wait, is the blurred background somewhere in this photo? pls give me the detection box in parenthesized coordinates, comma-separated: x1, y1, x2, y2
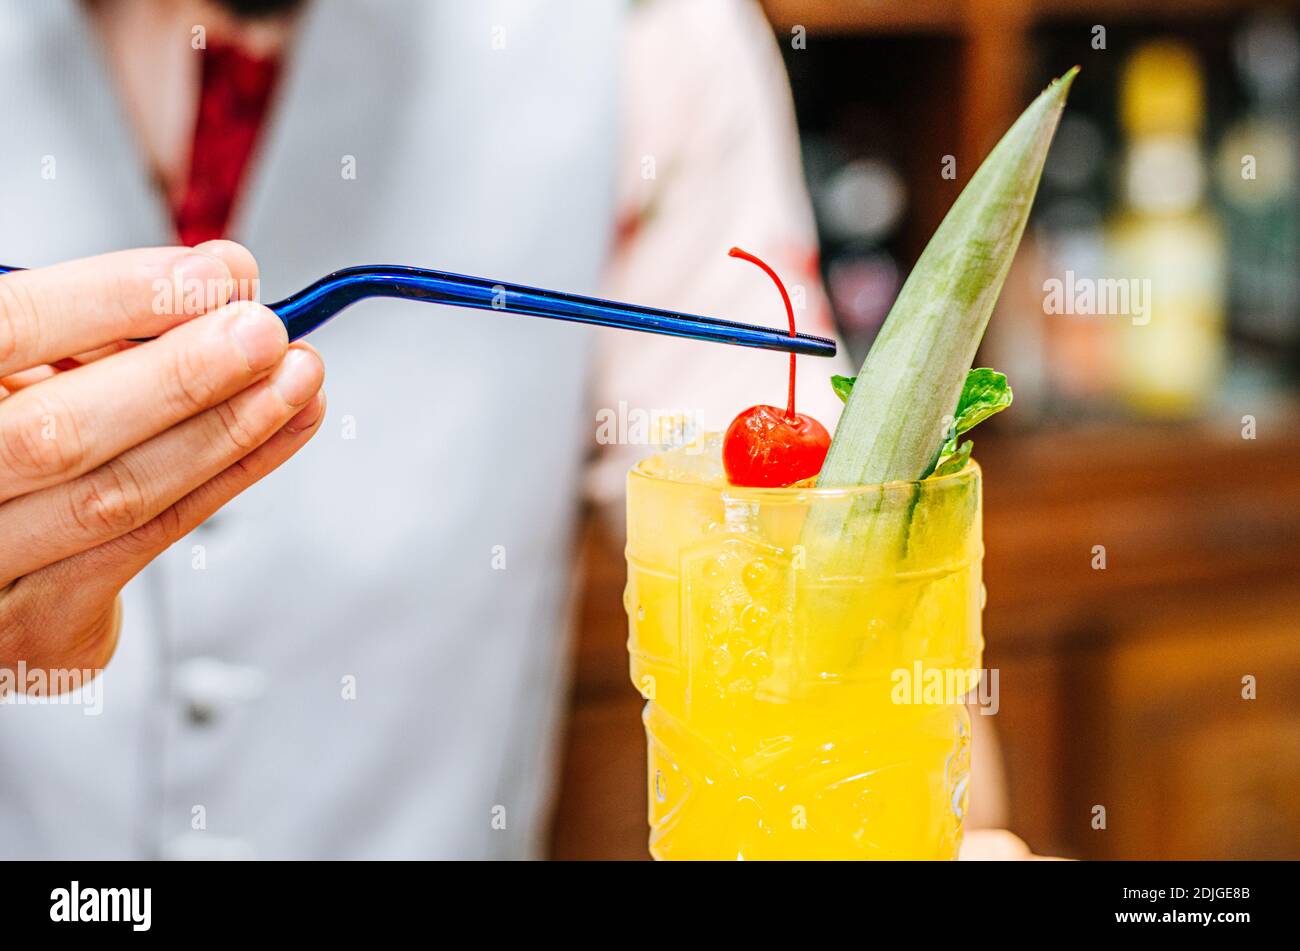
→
(551, 0, 1300, 859)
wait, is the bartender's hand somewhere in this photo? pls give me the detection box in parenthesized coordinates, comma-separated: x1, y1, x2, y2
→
(0, 242, 325, 689)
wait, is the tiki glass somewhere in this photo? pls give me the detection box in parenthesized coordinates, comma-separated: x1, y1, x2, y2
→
(624, 438, 983, 859)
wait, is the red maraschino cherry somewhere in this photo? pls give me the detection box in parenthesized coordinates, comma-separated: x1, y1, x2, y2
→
(722, 247, 830, 488)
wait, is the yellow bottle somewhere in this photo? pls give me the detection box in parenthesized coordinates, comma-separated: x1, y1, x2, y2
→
(1108, 41, 1227, 415)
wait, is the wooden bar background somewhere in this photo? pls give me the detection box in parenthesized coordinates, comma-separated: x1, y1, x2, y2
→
(550, 411, 1300, 859)
(548, 0, 1300, 859)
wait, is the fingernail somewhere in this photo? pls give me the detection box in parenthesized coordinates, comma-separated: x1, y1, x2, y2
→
(271, 349, 323, 407)
(231, 306, 287, 372)
(284, 392, 325, 433)
(172, 250, 228, 280)
(164, 252, 232, 316)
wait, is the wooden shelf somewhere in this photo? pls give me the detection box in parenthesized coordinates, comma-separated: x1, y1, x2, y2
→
(762, 0, 1300, 32)
(1032, 0, 1300, 22)
(760, 0, 963, 34)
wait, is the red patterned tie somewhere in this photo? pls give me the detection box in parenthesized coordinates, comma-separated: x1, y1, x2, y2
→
(172, 39, 282, 246)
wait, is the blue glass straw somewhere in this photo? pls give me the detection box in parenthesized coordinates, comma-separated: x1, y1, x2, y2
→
(0, 263, 836, 358)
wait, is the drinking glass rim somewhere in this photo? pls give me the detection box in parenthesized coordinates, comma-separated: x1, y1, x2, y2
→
(630, 450, 980, 500)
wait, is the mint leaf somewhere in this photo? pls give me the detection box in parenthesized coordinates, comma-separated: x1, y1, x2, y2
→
(925, 368, 1012, 478)
(933, 439, 973, 478)
(950, 368, 1012, 439)
(834, 366, 1012, 477)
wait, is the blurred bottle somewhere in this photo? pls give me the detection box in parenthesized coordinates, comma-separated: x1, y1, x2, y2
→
(1107, 41, 1227, 416)
(1215, 11, 1299, 364)
(805, 138, 906, 361)
(1034, 114, 1113, 414)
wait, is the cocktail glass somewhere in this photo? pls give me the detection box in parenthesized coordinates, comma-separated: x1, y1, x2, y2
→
(624, 436, 983, 859)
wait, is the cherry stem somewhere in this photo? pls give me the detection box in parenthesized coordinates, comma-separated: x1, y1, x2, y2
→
(728, 246, 797, 419)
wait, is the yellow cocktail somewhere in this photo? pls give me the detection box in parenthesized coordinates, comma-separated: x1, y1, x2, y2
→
(624, 436, 983, 859)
